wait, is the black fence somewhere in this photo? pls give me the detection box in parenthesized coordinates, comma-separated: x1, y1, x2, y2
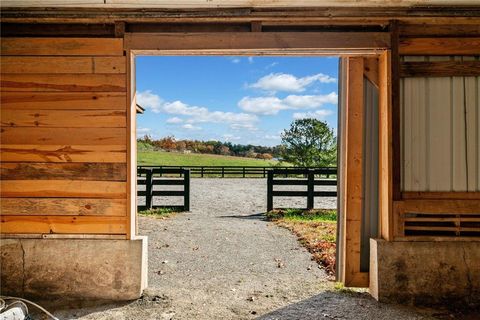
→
(267, 168, 337, 211)
(137, 165, 336, 179)
(137, 168, 190, 211)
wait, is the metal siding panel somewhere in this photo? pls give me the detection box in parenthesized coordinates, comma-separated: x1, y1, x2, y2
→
(426, 57, 452, 191)
(452, 56, 468, 191)
(427, 76, 452, 191)
(402, 56, 480, 192)
(452, 76, 468, 191)
(401, 56, 427, 191)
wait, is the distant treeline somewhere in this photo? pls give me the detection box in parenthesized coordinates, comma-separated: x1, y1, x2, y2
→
(138, 135, 283, 160)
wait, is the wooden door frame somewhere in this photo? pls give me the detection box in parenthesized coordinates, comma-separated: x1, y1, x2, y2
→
(124, 31, 394, 288)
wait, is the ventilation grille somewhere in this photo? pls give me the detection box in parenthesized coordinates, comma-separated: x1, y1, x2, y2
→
(403, 212, 480, 237)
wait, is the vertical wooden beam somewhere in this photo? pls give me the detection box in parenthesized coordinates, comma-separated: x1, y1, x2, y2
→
(343, 57, 368, 287)
(379, 50, 394, 241)
(126, 48, 137, 239)
(390, 20, 401, 201)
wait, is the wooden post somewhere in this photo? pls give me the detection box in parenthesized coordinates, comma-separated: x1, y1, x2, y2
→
(222, 167, 225, 178)
(307, 170, 315, 210)
(201, 167, 204, 178)
(267, 171, 273, 212)
(145, 168, 153, 210)
(184, 169, 190, 211)
(243, 167, 246, 178)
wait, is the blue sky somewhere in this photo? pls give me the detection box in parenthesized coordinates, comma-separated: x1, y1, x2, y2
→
(136, 56, 339, 146)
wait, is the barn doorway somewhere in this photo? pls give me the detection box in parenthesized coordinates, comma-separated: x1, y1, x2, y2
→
(125, 32, 389, 316)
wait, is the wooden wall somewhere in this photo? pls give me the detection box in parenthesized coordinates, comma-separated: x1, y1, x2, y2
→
(0, 38, 129, 238)
(400, 56, 480, 192)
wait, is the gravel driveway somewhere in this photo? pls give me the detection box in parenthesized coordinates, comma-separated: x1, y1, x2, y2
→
(56, 179, 435, 320)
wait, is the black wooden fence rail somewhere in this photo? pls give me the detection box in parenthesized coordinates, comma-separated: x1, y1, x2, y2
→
(137, 165, 337, 179)
(137, 168, 190, 211)
(267, 168, 337, 211)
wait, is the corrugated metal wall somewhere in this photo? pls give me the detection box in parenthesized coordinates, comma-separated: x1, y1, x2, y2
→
(401, 56, 480, 192)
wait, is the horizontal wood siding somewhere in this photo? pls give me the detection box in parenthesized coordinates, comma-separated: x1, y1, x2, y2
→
(401, 56, 480, 192)
(0, 37, 128, 236)
(1, 92, 126, 110)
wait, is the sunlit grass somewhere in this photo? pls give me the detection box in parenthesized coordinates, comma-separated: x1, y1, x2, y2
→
(138, 207, 177, 219)
(138, 150, 280, 167)
(266, 208, 337, 275)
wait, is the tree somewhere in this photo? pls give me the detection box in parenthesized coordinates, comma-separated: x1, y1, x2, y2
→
(280, 118, 336, 167)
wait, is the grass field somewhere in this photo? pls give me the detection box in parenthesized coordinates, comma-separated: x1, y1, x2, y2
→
(138, 150, 280, 166)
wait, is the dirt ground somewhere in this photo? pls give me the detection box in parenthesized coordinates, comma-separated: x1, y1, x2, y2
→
(54, 179, 444, 319)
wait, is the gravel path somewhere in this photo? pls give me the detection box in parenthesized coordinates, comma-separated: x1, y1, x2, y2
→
(56, 179, 435, 320)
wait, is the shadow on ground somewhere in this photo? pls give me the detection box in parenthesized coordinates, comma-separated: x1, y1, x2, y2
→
(217, 212, 267, 221)
(257, 290, 480, 320)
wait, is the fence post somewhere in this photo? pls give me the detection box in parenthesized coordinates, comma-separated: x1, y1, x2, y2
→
(184, 169, 190, 211)
(201, 167, 204, 178)
(145, 168, 153, 210)
(243, 167, 246, 178)
(267, 170, 273, 212)
(222, 167, 225, 178)
(307, 169, 315, 210)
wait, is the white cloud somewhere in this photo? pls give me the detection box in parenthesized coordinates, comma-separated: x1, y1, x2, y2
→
(223, 134, 241, 141)
(249, 73, 336, 93)
(293, 109, 334, 120)
(136, 90, 163, 113)
(136, 90, 258, 125)
(137, 127, 151, 137)
(265, 62, 278, 69)
(228, 57, 241, 64)
(230, 123, 258, 132)
(182, 124, 202, 130)
(248, 57, 254, 64)
(238, 92, 337, 115)
(166, 117, 183, 124)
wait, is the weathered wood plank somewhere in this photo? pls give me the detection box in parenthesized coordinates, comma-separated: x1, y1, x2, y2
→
(0, 180, 126, 198)
(398, 24, 480, 37)
(398, 199, 480, 214)
(399, 37, 480, 55)
(1, 74, 126, 92)
(0, 56, 126, 74)
(402, 191, 480, 200)
(0, 144, 126, 163)
(400, 61, 480, 77)
(0, 37, 124, 56)
(0, 163, 127, 181)
(343, 57, 366, 287)
(125, 32, 390, 51)
(1, 109, 126, 128)
(1, 127, 126, 145)
(1, 198, 127, 216)
(0, 92, 126, 110)
(94, 57, 126, 73)
(363, 56, 379, 87)
(0, 216, 127, 234)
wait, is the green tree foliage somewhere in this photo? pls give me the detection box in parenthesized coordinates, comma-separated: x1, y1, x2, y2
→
(280, 118, 337, 167)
